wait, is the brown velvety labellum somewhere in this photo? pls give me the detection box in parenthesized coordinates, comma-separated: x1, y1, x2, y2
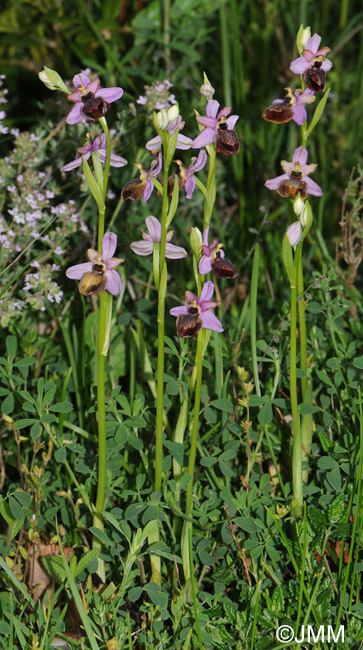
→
(79, 272, 108, 296)
(167, 175, 185, 197)
(81, 92, 110, 124)
(211, 255, 237, 279)
(176, 313, 203, 338)
(262, 103, 294, 124)
(277, 178, 308, 199)
(304, 66, 326, 93)
(121, 179, 146, 200)
(215, 124, 240, 155)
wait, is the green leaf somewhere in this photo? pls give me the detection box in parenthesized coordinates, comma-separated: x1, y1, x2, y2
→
(258, 401, 273, 425)
(299, 403, 320, 415)
(304, 88, 330, 139)
(282, 233, 295, 284)
(317, 456, 338, 470)
(50, 402, 73, 413)
(306, 301, 323, 314)
(166, 174, 179, 228)
(9, 496, 24, 520)
(14, 418, 37, 429)
(41, 555, 67, 583)
(55, 447, 67, 462)
(163, 441, 184, 466)
(14, 357, 37, 368)
(143, 582, 168, 609)
(128, 586, 143, 601)
(234, 517, 258, 533)
(13, 491, 31, 508)
(210, 398, 233, 413)
(88, 527, 113, 546)
(82, 157, 105, 211)
(6, 335, 17, 359)
(2, 393, 14, 415)
(73, 549, 100, 577)
(328, 494, 345, 523)
(353, 356, 363, 369)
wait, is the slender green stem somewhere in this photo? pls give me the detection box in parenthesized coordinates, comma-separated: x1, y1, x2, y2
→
(149, 133, 173, 585)
(93, 292, 107, 533)
(291, 246, 302, 518)
(250, 243, 261, 397)
(297, 247, 313, 482)
(162, 0, 170, 73)
(181, 331, 204, 589)
(203, 147, 216, 231)
(189, 526, 205, 650)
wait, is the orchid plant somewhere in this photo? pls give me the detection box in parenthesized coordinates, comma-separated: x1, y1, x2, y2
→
(40, 65, 240, 599)
(263, 25, 332, 517)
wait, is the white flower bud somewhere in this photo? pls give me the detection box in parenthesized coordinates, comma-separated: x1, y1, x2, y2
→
(200, 72, 215, 99)
(190, 227, 203, 259)
(300, 201, 313, 229)
(286, 221, 302, 247)
(167, 104, 179, 123)
(38, 67, 70, 94)
(154, 109, 168, 130)
(296, 24, 311, 55)
(293, 194, 305, 217)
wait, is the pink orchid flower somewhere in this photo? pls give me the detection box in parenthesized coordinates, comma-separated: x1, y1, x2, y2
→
(265, 146, 322, 198)
(130, 216, 187, 259)
(66, 73, 123, 125)
(66, 232, 123, 295)
(193, 99, 239, 150)
(61, 134, 127, 171)
(290, 33, 332, 76)
(170, 281, 223, 336)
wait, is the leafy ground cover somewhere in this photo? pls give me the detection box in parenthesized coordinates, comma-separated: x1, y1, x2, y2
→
(0, 1, 362, 649)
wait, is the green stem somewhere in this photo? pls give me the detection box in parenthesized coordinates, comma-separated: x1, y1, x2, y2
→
(250, 243, 261, 397)
(149, 133, 173, 585)
(181, 331, 204, 590)
(291, 246, 302, 518)
(203, 147, 216, 231)
(297, 248, 313, 482)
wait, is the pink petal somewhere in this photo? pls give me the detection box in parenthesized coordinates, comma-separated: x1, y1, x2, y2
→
(185, 290, 197, 302)
(66, 262, 92, 279)
(107, 257, 124, 270)
(85, 80, 100, 94)
(142, 180, 154, 203)
(61, 156, 84, 172)
(165, 243, 188, 259)
(203, 226, 210, 246)
(200, 311, 223, 333)
(145, 216, 161, 242)
(217, 106, 232, 118)
(264, 174, 289, 190)
(317, 46, 331, 56)
(193, 128, 215, 149)
(199, 256, 212, 275)
(293, 146, 308, 165)
(176, 134, 193, 150)
(185, 176, 196, 199)
(67, 90, 82, 103)
(190, 149, 207, 172)
(226, 115, 239, 129)
(302, 48, 315, 63)
(290, 57, 309, 75)
(170, 305, 188, 316)
(145, 135, 162, 151)
(286, 222, 302, 247)
(200, 300, 218, 311)
(66, 104, 83, 125)
(87, 249, 98, 261)
(306, 33, 322, 54)
(206, 99, 219, 118)
(130, 240, 154, 256)
(301, 163, 317, 176)
(95, 87, 123, 103)
(105, 270, 122, 295)
(321, 59, 333, 72)
(296, 91, 315, 106)
(305, 177, 323, 196)
(73, 73, 90, 88)
(102, 232, 117, 260)
(196, 116, 217, 129)
(109, 153, 128, 167)
(199, 281, 214, 303)
(292, 105, 307, 125)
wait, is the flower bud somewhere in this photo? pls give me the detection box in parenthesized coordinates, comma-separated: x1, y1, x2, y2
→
(167, 104, 179, 123)
(300, 201, 313, 228)
(190, 227, 203, 259)
(293, 193, 305, 217)
(286, 221, 302, 247)
(200, 72, 215, 99)
(296, 24, 311, 55)
(153, 109, 168, 131)
(38, 66, 70, 94)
